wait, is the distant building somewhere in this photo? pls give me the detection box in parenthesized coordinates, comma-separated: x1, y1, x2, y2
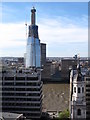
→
(88, 58, 90, 67)
(70, 64, 86, 119)
(41, 61, 52, 80)
(41, 43, 46, 67)
(61, 59, 77, 81)
(41, 61, 61, 82)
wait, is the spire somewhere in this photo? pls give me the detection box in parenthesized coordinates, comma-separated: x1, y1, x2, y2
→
(77, 56, 81, 74)
(77, 63, 81, 74)
(31, 7, 36, 25)
(77, 62, 82, 81)
(28, 7, 39, 38)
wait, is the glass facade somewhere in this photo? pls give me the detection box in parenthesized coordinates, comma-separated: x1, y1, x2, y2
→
(26, 36, 41, 68)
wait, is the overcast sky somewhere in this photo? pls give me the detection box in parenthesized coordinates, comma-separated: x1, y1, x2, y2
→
(0, 2, 88, 57)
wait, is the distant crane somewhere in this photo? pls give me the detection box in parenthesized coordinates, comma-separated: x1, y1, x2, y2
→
(25, 13, 27, 38)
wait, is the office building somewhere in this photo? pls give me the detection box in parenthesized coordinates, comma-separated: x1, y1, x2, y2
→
(2, 68, 42, 119)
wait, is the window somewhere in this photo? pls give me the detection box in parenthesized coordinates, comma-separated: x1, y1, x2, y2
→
(82, 87, 84, 93)
(77, 109, 81, 116)
(74, 87, 76, 93)
(78, 87, 80, 93)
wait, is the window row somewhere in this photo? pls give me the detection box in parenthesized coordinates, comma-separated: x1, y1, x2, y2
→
(4, 77, 38, 80)
(2, 98, 41, 101)
(74, 87, 84, 93)
(2, 103, 41, 106)
(2, 82, 41, 86)
(2, 93, 41, 96)
(2, 107, 41, 111)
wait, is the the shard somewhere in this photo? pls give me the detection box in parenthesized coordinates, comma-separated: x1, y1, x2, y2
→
(26, 7, 41, 68)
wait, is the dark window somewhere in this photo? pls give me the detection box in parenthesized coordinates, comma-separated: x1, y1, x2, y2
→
(16, 77, 25, 80)
(16, 82, 25, 86)
(27, 77, 38, 80)
(78, 87, 80, 93)
(74, 87, 76, 93)
(86, 85, 90, 87)
(4, 82, 14, 85)
(77, 109, 81, 116)
(82, 87, 84, 93)
(86, 78, 90, 81)
(5, 77, 14, 80)
(86, 89, 90, 92)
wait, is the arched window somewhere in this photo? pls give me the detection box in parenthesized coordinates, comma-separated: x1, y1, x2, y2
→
(82, 87, 84, 93)
(74, 87, 76, 93)
(77, 109, 81, 116)
(78, 87, 80, 93)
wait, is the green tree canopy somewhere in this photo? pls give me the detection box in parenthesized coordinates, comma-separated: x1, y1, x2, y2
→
(58, 109, 70, 119)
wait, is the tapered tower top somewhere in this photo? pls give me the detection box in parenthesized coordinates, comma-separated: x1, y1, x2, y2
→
(28, 7, 39, 38)
(31, 7, 36, 25)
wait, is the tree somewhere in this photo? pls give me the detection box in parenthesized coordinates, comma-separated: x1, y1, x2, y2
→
(58, 109, 70, 119)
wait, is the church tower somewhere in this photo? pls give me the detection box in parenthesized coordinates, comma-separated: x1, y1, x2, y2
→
(70, 63, 86, 119)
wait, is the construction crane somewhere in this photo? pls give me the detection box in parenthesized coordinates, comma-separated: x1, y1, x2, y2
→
(25, 14, 27, 38)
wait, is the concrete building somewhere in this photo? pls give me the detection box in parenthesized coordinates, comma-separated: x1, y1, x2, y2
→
(1, 68, 42, 119)
(85, 70, 90, 118)
(70, 64, 86, 119)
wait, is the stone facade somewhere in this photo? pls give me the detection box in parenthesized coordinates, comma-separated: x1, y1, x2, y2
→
(70, 65, 86, 119)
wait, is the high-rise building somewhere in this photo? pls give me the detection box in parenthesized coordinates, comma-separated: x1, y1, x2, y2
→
(70, 64, 86, 119)
(1, 7, 42, 119)
(26, 7, 41, 68)
(41, 43, 46, 66)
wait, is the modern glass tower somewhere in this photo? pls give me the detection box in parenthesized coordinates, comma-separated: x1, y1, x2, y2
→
(26, 7, 41, 68)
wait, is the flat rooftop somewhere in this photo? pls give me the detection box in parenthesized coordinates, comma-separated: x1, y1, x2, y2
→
(0, 112, 23, 120)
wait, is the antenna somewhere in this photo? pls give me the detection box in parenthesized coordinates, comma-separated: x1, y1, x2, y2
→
(32, 2, 35, 9)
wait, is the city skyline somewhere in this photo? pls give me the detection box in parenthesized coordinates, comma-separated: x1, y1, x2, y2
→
(0, 2, 88, 57)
